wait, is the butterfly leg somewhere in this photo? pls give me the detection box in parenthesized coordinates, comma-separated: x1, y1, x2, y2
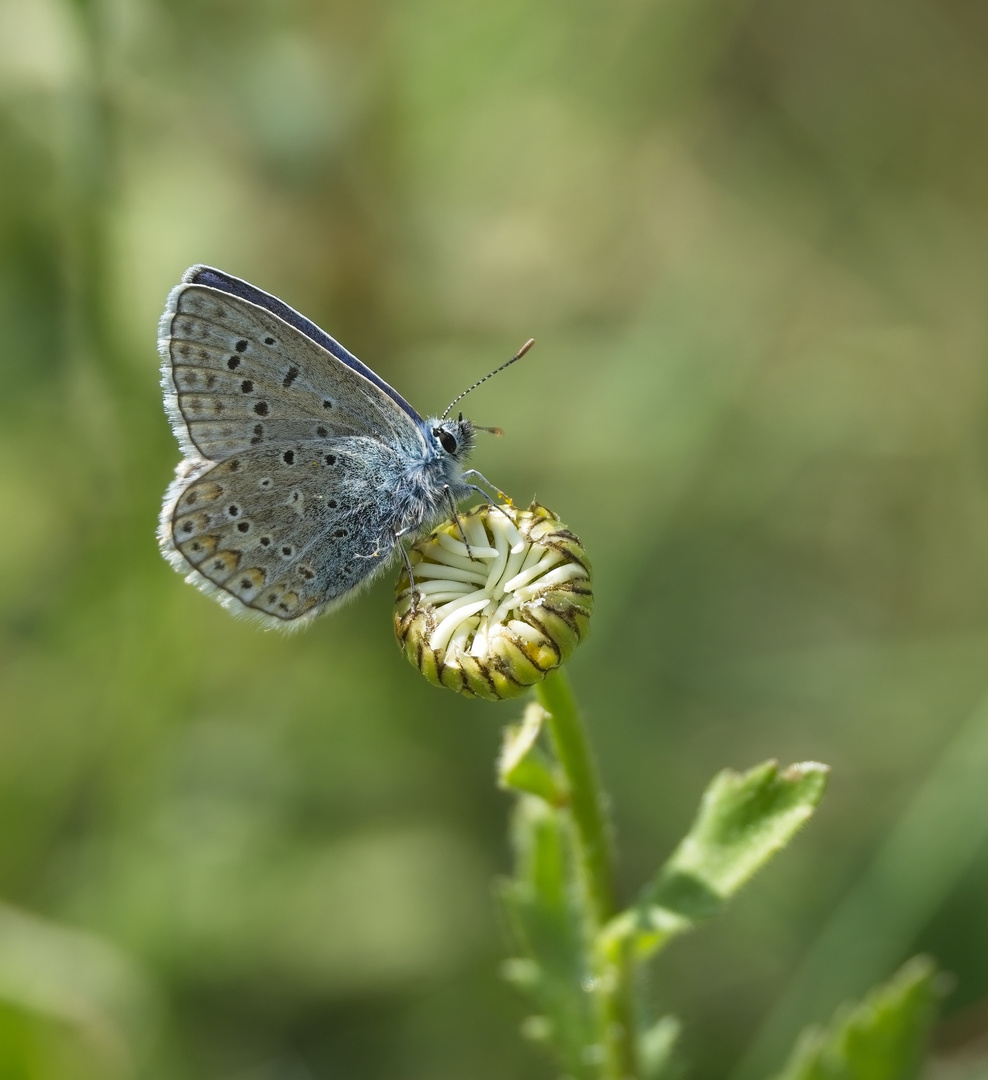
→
(392, 530, 421, 612)
(443, 485, 477, 560)
(459, 482, 517, 529)
(461, 468, 513, 506)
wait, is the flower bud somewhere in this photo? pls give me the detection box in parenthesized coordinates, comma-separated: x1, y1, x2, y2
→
(394, 503, 593, 700)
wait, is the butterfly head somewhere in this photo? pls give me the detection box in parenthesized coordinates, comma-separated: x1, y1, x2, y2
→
(430, 414, 476, 462)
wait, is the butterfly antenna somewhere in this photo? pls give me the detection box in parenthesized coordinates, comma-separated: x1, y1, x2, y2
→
(442, 338, 535, 419)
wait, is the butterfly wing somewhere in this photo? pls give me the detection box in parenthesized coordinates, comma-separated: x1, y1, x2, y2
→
(181, 266, 421, 422)
(160, 437, 405, 629)
(159, 270, 421, 461)
(158, 267, 428, 627)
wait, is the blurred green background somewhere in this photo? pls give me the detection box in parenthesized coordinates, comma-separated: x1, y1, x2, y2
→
(3, 1, 988, 1077)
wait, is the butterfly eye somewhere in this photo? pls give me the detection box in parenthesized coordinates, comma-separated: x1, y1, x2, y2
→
(434, 428, 458, 454)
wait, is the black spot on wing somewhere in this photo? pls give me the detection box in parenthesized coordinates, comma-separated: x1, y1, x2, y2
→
(186, 267, 423, 422)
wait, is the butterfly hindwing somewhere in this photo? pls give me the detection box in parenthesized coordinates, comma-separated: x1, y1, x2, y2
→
(160, 437, 404, 627)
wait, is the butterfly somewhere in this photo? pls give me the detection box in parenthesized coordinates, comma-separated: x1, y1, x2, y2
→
(158, 265, 530, 629)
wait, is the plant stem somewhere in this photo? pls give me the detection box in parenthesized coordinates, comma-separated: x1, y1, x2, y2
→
(537, 668, 615, 923)
(536, 668, 639, 1080)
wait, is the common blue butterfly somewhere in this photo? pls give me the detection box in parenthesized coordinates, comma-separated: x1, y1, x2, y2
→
(158, 265, 528, 629)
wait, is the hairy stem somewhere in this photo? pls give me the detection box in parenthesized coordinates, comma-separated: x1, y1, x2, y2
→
(536, 669, 639, 1080)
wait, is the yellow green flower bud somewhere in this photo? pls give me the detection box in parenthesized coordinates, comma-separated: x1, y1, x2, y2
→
(394, 503, 593, 700)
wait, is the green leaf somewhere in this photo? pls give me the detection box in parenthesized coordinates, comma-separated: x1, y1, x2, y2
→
(498, 703, 566, 805)
(0, 902, 159, 1076)
(771, 956, 941, 1080)
(640, 1014, 682, 1079)
(656, 759, 828, 906)
(604, 761, 828, 958)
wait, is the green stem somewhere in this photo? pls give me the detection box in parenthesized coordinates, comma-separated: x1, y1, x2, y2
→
(536, 669, 639, 1080)
(536, 669, 615, 924)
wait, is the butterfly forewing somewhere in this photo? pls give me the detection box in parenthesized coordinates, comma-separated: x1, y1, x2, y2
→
(161, 284, 415, 461)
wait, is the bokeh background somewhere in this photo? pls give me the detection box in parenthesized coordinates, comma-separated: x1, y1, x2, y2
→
(3, 1, 988, 1078)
